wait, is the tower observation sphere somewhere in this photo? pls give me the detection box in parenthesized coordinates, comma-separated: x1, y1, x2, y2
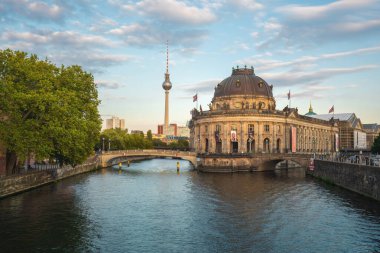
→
(162, 73, 172, 90)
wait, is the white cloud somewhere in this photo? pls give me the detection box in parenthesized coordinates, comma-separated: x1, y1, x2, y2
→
(254, 0, 380, 50)
(262, 65, 378, 87)
(96, 80, 124, 89)
(179, 79, 221, 94)
(120, 0, 217, 25)
(278, 0, 376, 21)
(49, 52, 132, 70)
(228, 0, 264, 11)
(251, 32, 259, 38)
(108, 23, 209, 48)
(1, 0, 66, 21)
(89, 18, 119, 32)
(0, 30, 131, 71)
(108, 23, 145, 35)
(332, 19, 380, 33)
(263, 20, 282, 32)
(239, 45, 380, 71)
(2, 30, 116, 48)
(27, 2, 63, 19)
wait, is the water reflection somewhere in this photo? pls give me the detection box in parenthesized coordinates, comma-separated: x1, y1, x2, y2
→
(0, 159, 380, 253)
(0, 174, 96, 252)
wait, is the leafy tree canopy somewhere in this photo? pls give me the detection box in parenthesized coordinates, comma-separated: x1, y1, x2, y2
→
(0, 49, 101, 169)
(372, 134, 380, 154)
(98, 128, 152, 151)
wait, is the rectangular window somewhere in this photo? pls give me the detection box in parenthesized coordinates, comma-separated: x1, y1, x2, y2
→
(264, 124, 270, 132)
(216, 124, 221, 132)
(248, 124, 254, 135)
(231, 125, 237, 131)
(205, 125, 208, 133)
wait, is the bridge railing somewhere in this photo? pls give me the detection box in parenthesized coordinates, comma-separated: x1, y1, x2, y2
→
(197, 152, 313, 158)
(102, 149, 196, 156)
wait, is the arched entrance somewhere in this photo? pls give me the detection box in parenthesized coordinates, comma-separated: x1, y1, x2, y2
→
(247, 139, 255, 153)
(263, 138, 270, 153)
(205, 138, 209, 153)
(231, 141, 238, 153)
(216, 141, 222, 153)
(276, 138, 281, 153)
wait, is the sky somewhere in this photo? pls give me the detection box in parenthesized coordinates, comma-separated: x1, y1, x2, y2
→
(1, 0, 380, 132)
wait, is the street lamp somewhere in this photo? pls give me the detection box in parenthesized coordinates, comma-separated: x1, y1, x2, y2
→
(108, 139, 111, 151)
(102, 137, 105, 153)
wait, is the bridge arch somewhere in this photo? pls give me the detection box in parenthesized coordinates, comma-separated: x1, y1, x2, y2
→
(257, 159, 303, 171)
(101, 150, 197, 168)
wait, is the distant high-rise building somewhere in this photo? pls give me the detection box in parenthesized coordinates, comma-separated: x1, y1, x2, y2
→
(177, 126, 190, 138)
(158, 123, 177, 136)
(106, 116, 126, 130)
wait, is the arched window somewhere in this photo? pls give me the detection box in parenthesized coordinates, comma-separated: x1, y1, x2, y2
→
(276, 138, 281, 153)
(263, 138, 270, 153)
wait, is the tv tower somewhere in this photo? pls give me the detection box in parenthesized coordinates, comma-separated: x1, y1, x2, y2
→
(162, 41, 172, 132)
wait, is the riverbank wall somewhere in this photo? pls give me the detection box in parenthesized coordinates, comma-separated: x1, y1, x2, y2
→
(0, 160, 100, 199)
(308, 160, 380, 201)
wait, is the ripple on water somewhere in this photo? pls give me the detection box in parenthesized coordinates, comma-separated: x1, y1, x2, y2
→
(1, 162, 380, 253)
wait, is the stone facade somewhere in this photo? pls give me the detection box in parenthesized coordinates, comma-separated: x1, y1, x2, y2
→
(363, 124, 380, 150)
(0, 160, 99, 198)
(189, 67, 339, 159)
(191, 111, 338, 155)
(309, 160, 380, 201)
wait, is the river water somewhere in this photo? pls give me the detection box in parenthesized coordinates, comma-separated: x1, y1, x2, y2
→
(1, 158, 380, 253)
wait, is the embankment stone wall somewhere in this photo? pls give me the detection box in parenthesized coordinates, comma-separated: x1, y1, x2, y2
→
(309, 160, 380, 201)
(0, 161, 99, 199)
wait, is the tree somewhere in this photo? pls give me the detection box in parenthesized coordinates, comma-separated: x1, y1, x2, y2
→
(152, 139, 167, 148)
(147, 130, 152, 141)
(97, 128, 152, 151)
(372, 134, 380, 154)
(167, 139, 189, 150)
(0, 49, 101, 171)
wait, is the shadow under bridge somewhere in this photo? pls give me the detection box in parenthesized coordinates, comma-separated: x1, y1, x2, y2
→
(100, 149, 197, 168)
(256, 154, 311, 170)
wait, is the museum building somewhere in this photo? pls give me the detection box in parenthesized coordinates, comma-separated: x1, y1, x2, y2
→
(189, 67, 339, 155)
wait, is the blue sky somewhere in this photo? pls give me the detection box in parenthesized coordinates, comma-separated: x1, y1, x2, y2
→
(1, 0, 380, 132)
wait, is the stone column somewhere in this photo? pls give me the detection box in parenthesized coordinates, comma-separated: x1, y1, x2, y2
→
(258, 122, 262, 152)
(225, 123, 230, 153)
(210, 124, 214, 153)
(240, 122, 245, 153)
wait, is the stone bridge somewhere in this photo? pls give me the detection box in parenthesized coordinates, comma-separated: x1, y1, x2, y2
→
(100, 150, 197, 168)
(198, 153, 314, 172)
(100, 149, 314, 172)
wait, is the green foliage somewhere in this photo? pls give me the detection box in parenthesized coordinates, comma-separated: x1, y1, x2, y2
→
(0, 49, 101, 167)
(168, 139, 189, 150)
(151, 138, 189, 150)
(147, 130, 152, 141)
(152, 139, 167, 148)
(372, 134, 380, 154)
(98, 128, 152, 151)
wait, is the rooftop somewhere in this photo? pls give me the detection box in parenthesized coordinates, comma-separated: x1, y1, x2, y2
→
(363, 123, 380, 132)
(308, 113, 354, 121)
